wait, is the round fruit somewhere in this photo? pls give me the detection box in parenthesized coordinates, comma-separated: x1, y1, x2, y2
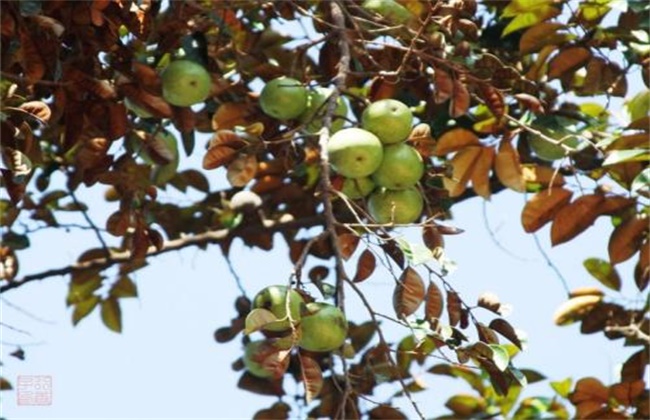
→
(299, 87, 348, 133)
(252, 285, 305, 332)
(327, 128, 383, 178)
(361, 99, 413, 144)
(362, 0, 413, 25)
(161, 60, 211, 107)
(299, 302, 348, 352)
(243, 340, 284, 379)
(371, 143, 424, 189)
(341, 176, 376, 199)
(259, 76, 308, 120)
(367, 187, 424, 224)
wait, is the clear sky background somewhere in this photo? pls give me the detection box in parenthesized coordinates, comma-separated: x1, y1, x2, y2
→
(0, 4, 643, 420)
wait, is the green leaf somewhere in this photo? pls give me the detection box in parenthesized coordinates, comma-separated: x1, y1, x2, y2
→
(626, 89, 650, 122)
(583, 258, 622, 290)
(101, 297, 122, 333)
(0, 231, 30, 250)
(445, 394, 486, 416)
(244, 308, 278, 335)
(631, 168, 650, 195)
(66, 274, 103, 306)
(602, 149, 650, 166)
(509, 367, 528, 387)
(72, 295, 100, 326)
(110, 276, 138, 298)
(550, 377, 573, 398)
(489, 344, 510, 371)
(396, 238, 434, 265)
(502, 4, 561, 37)
(520, 368, 547, 384)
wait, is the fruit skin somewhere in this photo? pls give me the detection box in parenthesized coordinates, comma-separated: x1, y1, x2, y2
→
(243, 340, 287, 379)
(299, 302, 348, 352)
(341, 176, 376, 199)
(299, 87, 348, 133)
(328, 128, 384, 178)
(367, 187, 424, 224)
(362, 0, 413, 25)
(361, 99, 413, 144)
(252, 285, 305, 332)
(161, 60, 211, 107)
(259, 76, 308, 120)
(371, 143, 424, 189)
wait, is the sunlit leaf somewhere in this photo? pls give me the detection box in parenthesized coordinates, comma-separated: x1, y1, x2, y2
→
(471, 146, 495, 199)
(583, 258, 621, 291)
(227, 153, 258, 187)
(444, 146, 482, 197)
(72, 295, 100, 326)
(109, 276, 138, 298)
(245, 308, 278, 335)
(477, 291, 501, 314)
(548, 47, 592, 79)
(393, 267, 426, 318)
(553, 295, 602, 326)
(425, 281, 444, 321)
(450, 79, 471, 118)
(503, 4, 561, 37)
(433, 67, 453, 104)
(519, 22, 570, 54)
(490, 318, 523, 349)
(434, 128, 480, 156)
(495, 140, 525, 192)
(521, 187, 573, 233)
(445, 394, 486, 416)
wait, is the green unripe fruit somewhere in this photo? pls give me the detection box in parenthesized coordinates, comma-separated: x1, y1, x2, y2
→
(361, 99, 414, 144)
(372, 143, 424, 189)
(259, 77, 308, 120)
(252, 285, 305, 332)
(161, 60, 212, 107)
(328, 128, 384, 178)
(367, 187, 424, 224)
(299, 87, 348, 133)
(299, 303, 348, 352)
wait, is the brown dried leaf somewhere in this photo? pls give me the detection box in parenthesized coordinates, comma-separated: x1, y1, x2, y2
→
(489, 318, 523, 349)
(19, 29, 45, 84)
(610, 380, 646, 406)
(212, 102, 252, 131)
(409, 123, 437, 157)
(446, 290, 462, 327)
(433, 68, 454, 104)
(353, 249, 376, 283)
(519, 23, 567, 54)
(494, 139, 525, 192)
(105, 210, 130, 237)
(337, 233, 360, 261)
(435, 128, 480, 156)
(548, 47, 592, 80)
(514, 93, 545, 114)
(203, 133, 241, 170)
(425, 281, 444, 321)
(551, 194, 605, 246)
(368, 405, 407, 419)
(522, 165, 564, 187)
(621, 349, 649, 382)
(299, 352, 323, 404)
(393, 267, 426, 318)
(477, 292, 501, 314)
(237, 371, 285, 397)
(0, 246, 19, 281)
(521, 187, 573, 233)
(19, 101, 51, 123)
(450, 78, 471, 118)
(597, 196, 635, 215)
(227, 154, 258, 187)
(444, 146, 482, 197)
(479, 85, 505, 118)
(476, 323, 500, 344)
(381, 240, 405, 269)
(569, 377, 609, 405)
(608, 214, 649, 264)
(423, 225, 444, 251)
(471, 146, 495, 199)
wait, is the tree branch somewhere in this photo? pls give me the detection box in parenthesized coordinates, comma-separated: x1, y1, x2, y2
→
(0, 215, 325, 294)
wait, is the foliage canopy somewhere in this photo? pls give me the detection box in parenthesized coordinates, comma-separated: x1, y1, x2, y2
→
(0, 0, 648, 418)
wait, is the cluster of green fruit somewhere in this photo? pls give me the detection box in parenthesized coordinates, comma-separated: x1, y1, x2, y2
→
(243, 285, 348, 379)
(329, 99, 425, 224)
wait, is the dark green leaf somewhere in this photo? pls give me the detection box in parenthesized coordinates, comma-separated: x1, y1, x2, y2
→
(583, 258, 622, 290)
(101, 298, 122, 333)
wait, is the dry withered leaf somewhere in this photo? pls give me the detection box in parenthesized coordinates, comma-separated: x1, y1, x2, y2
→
(521, 187, 573, 233)
(443, 146, 482, 197)
(433, 67, 453, 104)
(425, 281, 444, 321)
(608, 214, 648, 264)
(299, 352, 323, 404)
(551, 194, 605, 246)
(227, 154, 258, 187)
(337, 233, 360, 261)
(446, 290, 462, 327)
(494, 139, 525, 192)
(450, 78, 471, 118)
(548, 47, 592, 80)
(393, 267, 426, 318)
(471, 146, 495, 199)
(353, 249, 376, 283)
(434, 128, 480, 156)
(553, 295, 602, 326)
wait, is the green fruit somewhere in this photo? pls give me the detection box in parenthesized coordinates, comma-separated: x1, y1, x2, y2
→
(367, 187, 424, 224)
(259, 76, 308, 120)
(328, 128, 384, 178)
(362, 0, 413, 25)
(299, 303, 348, 352)
(527, 115, 583, 161)
(341, 177, 376, 199)
(299, 87, 348, 133)
(243, 340, 283, 379)
(372, 143, 424, 189)
(361, 99, 413, 144)
(161, 60, 211, 107)
(252, 285, 305, 332)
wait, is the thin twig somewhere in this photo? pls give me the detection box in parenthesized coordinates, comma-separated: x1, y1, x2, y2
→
(532, 232, 571, 296)
(68, 188, 111, 258)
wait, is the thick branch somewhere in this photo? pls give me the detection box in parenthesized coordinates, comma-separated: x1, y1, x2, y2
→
(0, 215, 325, 294)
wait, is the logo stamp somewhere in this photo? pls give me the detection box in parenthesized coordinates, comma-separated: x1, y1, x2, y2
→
(16, 375, 52, 406)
